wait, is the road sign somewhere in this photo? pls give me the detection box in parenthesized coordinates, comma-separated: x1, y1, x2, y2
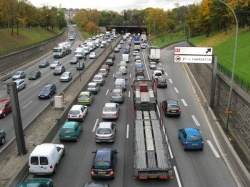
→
(174, 55, 213, 63)
(174, 47, 213, 56)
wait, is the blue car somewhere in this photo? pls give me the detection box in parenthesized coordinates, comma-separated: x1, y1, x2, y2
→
(178, 128, 204, 151)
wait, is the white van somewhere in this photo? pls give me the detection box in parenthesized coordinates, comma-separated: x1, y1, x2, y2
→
(28, 143, 65, 175)
(114, 78, 126, 91)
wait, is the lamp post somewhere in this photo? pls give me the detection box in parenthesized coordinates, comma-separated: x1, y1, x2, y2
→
(184, 23, 190, 41)
(219, 0, 238, 131)
(154, 15, 162, 36)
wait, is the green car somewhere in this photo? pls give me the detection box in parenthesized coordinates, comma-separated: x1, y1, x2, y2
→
(59, 121, 82, 142)
(16, 178, 53, 187)
(78, 91, 94, 105)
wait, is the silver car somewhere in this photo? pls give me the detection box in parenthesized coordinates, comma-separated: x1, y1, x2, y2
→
(12, 71, 26, 80)
(110, 88, 124, 103)
(14, 79, 26, 92)
(87, 82, 100, 94)
(95, 122, 116, 143)
(102, 103, 119, 119)
(118, 66, 127, 75)
(93, 74, 105, 86)
(50, 61, 61, 69)
(60, 72, 73, 82)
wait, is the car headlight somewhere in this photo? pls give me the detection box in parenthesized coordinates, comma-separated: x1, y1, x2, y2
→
(0, 111, 2, 114)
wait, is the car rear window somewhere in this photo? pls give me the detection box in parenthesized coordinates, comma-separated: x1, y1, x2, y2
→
(30, 157, 39, 165)
(79, 94, 88, 99)
(187, 135, 202, 141)
(97, 128, 111, 134)
(103, 107, 115, 112)
(61, 128, 74, 133)
(94, 161, 111, 169)
(69, 110, 80, 115)
(40, 157, 48, 165)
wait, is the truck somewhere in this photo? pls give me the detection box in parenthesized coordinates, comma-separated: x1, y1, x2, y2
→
(132, 80, 173, 180)
(134, 35, 141, 51)
(53, 42, 71, 58)
(75, 47, 85, 59)
(122, 53, 129, 63)
(148, 46, 160, 62)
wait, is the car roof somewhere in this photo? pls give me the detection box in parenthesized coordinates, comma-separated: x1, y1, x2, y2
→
(13, 79, 24, 83)
(184, 128, 202, 136)
(112, 88, 122, 92)
(104, 103, 117, 107)
(44, 83, 53, 87)
(95, 148, 116, 161)
(98, 122, 113, 128)
(71, 105, 84, 110)
(80, 91, 90, 95)
(88, 82, 98, 86)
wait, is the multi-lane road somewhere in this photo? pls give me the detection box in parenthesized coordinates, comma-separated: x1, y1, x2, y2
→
(1, 28, 238, 187)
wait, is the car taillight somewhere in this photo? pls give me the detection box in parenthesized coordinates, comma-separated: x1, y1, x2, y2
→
(185, 142, 188, 145)
(114, 113, 118, 116)
(159, 175, 168, 179)
(139, 175, 148, 179)
(91, 169, 95, 175)
(120, 93, 123, 96)
(95, 134, 99, 138)
(111, 93, 114, 96)
(67, 115, 70, 118)
(110, 169, 114, 175)
(110, 134, 114, 138)
(178, 109, 181, 112)
(50, 165, 53, 170)
(166, 109, 170, 112)
(102, 113, 105, 116)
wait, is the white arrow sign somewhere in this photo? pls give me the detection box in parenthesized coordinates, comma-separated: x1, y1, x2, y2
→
(174, 47, 213, 56)
(174, 55, 213, 63)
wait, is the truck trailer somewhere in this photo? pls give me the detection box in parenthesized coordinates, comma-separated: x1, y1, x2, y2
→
(53, 42, 71, 58)
(133, 80, 173, 180)
(134, 35, 141, 51)
(148, 46, 160, 62)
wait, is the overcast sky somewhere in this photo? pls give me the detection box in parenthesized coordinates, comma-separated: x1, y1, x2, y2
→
(28, 0, 201, 12)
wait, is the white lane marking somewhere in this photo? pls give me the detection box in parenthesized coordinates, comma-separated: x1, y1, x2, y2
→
(54, 80, 59, 84)
(23, 101, 33, 108)
(174, 166, 182, 187)
(191, 115, 200, 126)
(181, 99, 188, 106)
(130, 74, 131, 78)
(128, 91, 130, 97)
(106, 89, 109, 95)
(206, 140, 220, 158)
(33, 81, 40, 86)
(169, 79, 173, 83)
(126, 124, 129, 138)
(174, 87, 179, 93)
(113, 73, 115, 77)
(92, 118, 99, 132)
(164, 72, 168, 76)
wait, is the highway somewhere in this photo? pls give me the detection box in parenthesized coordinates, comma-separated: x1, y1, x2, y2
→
(1, 28, 238, 186)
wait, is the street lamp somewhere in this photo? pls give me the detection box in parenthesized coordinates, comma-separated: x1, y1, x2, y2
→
(154, 15, 162, 36)
(184, 23, 190, 41)
(219, 0, 238, 131)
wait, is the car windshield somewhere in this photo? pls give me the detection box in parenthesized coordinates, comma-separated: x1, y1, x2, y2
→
(103, 106, 116, 112)
(168, 103, 179, 108)
(61, 73, 68, 77)
(94, 76, 102, 80)
(97, 128, 111, 134)
(52, 61, 58, 65)
(94, 161, 110, 169)
(41, 86, 50, 91)
(187, 135, 202, 141)
(88, 85, 96, 88)
(99, 70, 105, 74)
(29, 72, 36, 76)
(69, 110, 80, 115)
(61, 128, 74, 133)
(40, 61, 46, 64)
(79, 94, 88, 99)
(13, 71, 21, 75)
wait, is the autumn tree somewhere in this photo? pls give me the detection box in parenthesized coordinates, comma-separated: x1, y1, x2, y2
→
(84, 21, 99, 34)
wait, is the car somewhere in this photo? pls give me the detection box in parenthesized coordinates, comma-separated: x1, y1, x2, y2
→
(98, 68, 108, 77)
(117, 44, 122, 49)
(38, 83, 56, 99)
(135, 63, 144, 73)
(149, 61, 157, 69)
(135, 74, 146, 81)
(82, 182, 109, 187)
(93, 74, 105, 86)
(156, 66, 165, 74)
(28, 70, 41, 80)
(16, 178, 53, 187)
(91, 148, 118, 179)
(156, 76, 167, 88)
(12, 71, 26, 80)
(0, 99, 11, 118)
(162, 99, 181, 117)
(59, 121, 82, 142)
(178, 128, 204, 151)
(69, 35, 74, 40)
(53, 65, 66, 75)
(104, 58, 114, 66)
(95, 122, 116, 143)
(39, 60, 49, 68)
(114, 78, 127, 91)
(76, 61, 85, 70)
(110, 88, 124, 103)
(87, 82, 100, 94)
(78, 91, 94, 105)
(113, 71, 124, 81)
(70, 56, 79, 64)
(89, 52, 97, 59)
(102, 103, 119, 119)
(114, 47, 120, 53)
(101, 64, 110, 72)
(108, 53, 116, 60)
(13, 79, 26, 91)
(60, 72, 73, 82)
(50, 61, 61, 69)
(92, 36, 96, 40)
(107, 38, 111, 43)
(134, 55, 141, 61)
(0, 130, 6, 145)
(67, 105, 88, 122)
(119, 40, 124, 44)
(152, 70, 163, 81)
(118, 66, 127, 75)
(133, 50, 139, 56)
(118, 60, 127, 67)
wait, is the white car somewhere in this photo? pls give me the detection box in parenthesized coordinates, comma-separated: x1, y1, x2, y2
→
(102, 103, 120, 119)
(67, 105, 88, 122)
(133, 50, 139, 56)
(60, 72, 73, 82)
(93, 74, 105, 86)
(87, 82, 100, 94)
(89, 52, 96, 59)
(50, 61, 61, 69)
(152, 70, 163, 80)
(13, 79, 26, 92)
(69, 36, 74, 40)
(149, 61, 157, 69)
(98, 69, 108, 77)
(119, 66, 127, 75)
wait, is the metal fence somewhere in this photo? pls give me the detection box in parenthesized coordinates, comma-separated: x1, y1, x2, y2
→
(217, 63, 250, 93)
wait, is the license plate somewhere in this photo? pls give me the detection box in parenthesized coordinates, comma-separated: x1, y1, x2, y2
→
(65, 136, 70, 137)
(72, 115, 77, 117)
(98, 171, 106, 175)
(149, 176, 157, 178)
(101, 136, 107, 138)
(192, 144, 198, 146)
(171, 110, 177, 112)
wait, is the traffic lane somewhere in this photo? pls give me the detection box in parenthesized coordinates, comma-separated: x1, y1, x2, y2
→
(159, 48, 236, 186)
(50, 66, 132, 186)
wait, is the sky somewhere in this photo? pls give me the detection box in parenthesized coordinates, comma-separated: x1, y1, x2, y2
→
(28, 0, 201, 12)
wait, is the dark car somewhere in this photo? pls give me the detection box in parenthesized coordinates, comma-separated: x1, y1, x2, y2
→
(162, 99, 181, 117)
(16, 178, 53, 187)
(135, 63, 144, 73)
(39, 60, 49, 68)
(91, 148, 118, 179)
(0, 130, 6, 145)
(28, 70, 41, 80)
(0, 99, 12, 118)
(108, 53, 116, 60)
(70, 56, 79, 64)
(110, 88, 124, 103)
(104, 59, 114, 66)
(38, 83, 56, 99)
(101, 64, 110, 72)
(156, 77, 167, 88)
(53, 65, 66, 75)
(76, 61, 85, 70)
(12, 71, 26, 80)
(83, 182, 109, 187)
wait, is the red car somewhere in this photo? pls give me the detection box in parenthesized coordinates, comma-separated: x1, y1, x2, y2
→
(0, 99, 12, 118)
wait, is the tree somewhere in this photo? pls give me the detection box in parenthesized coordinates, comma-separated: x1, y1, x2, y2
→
(84, 21, 99, 34)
